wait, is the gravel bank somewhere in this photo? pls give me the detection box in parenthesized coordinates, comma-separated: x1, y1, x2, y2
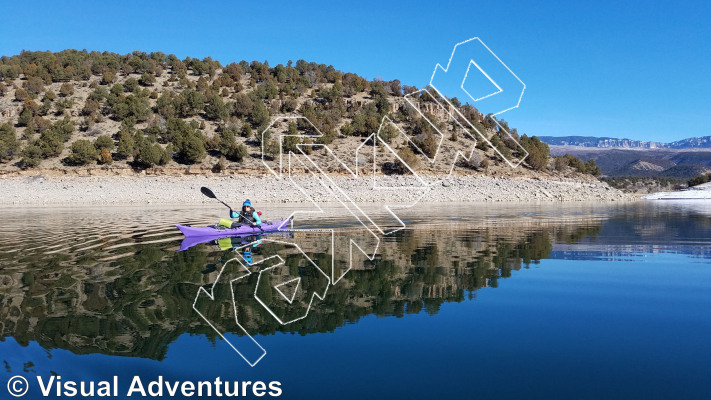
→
(0, 174, 638, 206)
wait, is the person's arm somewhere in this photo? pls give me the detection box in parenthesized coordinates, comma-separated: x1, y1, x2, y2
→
(253, 211, 262, 225)
(230, 209, 239, 219)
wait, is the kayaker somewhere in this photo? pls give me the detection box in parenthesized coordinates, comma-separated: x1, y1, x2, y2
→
(231, 199, 262, 227)
(217, 199, 262, 229)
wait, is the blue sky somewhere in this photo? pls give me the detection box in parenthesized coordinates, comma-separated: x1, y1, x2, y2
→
(1, 0, 709, 142)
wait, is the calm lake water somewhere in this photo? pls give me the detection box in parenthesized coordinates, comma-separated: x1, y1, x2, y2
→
(1, 201, 710, 399)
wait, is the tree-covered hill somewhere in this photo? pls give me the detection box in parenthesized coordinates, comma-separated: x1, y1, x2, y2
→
(0, 50, 597, 178)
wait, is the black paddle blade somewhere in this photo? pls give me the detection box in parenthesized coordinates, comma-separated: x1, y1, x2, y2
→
(200, 187, 216, 199)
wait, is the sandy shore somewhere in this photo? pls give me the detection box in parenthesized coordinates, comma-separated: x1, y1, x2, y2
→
(0, 174, 638, 206)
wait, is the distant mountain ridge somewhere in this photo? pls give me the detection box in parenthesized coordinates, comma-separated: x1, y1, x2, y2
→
(538, 135, 711, 149)
(546, 146, 711, 179)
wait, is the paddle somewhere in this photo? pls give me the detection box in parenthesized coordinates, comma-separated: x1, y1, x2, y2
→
(200, 186, 234, 211)
(200, 186, 264, 231)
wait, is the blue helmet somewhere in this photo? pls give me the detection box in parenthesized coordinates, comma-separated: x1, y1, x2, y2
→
(243, 199, 252, 207)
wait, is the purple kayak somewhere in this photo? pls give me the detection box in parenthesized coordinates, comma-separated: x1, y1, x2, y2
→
(176, 217, 292, 238)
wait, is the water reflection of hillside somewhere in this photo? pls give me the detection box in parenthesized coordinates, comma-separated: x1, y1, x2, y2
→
(0, 216, 603, 362)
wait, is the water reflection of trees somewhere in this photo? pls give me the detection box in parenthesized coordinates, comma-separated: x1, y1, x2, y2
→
(0, 222, 602, 361)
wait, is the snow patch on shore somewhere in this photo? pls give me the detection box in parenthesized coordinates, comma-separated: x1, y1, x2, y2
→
(644, 182, 711, 200)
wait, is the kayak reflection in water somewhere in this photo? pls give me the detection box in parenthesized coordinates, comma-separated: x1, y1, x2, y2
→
(200, 235, 262, 274)
(215, 234, 263, 266)
(218, 199, 262, 229)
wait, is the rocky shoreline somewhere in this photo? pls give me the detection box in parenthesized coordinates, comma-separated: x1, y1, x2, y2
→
(0, 174, 639, 206)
